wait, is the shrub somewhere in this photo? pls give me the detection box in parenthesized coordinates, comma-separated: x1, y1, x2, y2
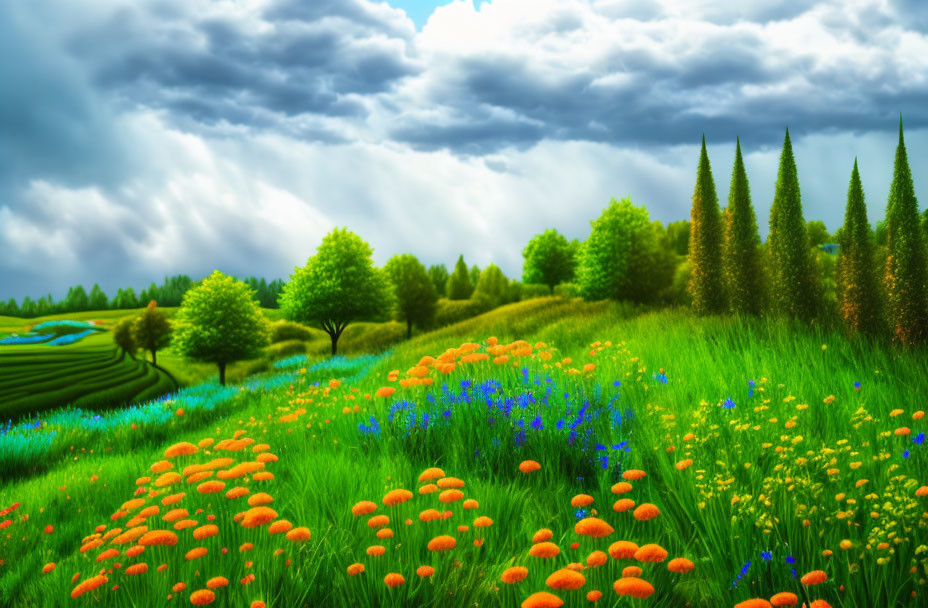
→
(433, 298, 491, 328)
(265, 339, 307, 360)
(269, 320, 318, 343)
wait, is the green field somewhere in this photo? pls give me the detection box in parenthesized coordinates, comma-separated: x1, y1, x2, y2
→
(0, 298, 925, 607)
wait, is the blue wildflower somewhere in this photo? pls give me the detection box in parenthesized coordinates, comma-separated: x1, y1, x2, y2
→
(722, 398, 736, 409)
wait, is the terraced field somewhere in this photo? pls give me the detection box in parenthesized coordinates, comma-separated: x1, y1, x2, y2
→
(0, 330, 177, 420)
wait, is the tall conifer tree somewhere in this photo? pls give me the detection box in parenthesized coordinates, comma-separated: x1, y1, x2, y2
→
(722, 137, 764, 314)
(884, 117, 928, 345)
(837, 159, 881, 336)
(687, 135, 725, 314)
(768, 128, 818, 320)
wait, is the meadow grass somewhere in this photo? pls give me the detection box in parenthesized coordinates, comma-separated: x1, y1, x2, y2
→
(0, 298, 925, 608)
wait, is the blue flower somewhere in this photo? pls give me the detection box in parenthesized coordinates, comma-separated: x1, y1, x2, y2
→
(574, 508, 588, 520)
(914, 432, 924, 446)
(903, 450, 910, 459)
(854, 381, 860, 390)
(785, 555, 795, 564)
(722, 398, 736, 409)
(761, 551, 772, 561)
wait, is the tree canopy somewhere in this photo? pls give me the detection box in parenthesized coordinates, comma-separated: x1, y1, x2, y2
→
(522, 229, 577, 292)
(385, 254, 438, 338)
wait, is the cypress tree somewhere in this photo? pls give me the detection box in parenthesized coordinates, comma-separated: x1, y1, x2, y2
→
(722, 137, 765, 315)
(687, 135, 725, 314)
(447, 255, 473, 300)
(837, 159, 881, 336)
(884, 116, 928, 345)
(767, 128, 818, 320)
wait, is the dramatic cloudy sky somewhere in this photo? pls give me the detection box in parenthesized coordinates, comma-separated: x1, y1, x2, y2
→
(2, 0, 927, 300)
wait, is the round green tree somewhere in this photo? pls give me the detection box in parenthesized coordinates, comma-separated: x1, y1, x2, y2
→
(279, 228, 392, 354)
(577, 196, 675, 303)
(427, 264, 449, 298)
(522, 228, 577, 292)
(722, 137, 765, 315)
(386, 254, 438, 339)
(133, 300, 172, 367)
(112, 317, 137, 359)
(173, 270, 268, 385)
(688, 135, 725, 315)
(473, 263, 512, 308)
(447, 255, 473, 300)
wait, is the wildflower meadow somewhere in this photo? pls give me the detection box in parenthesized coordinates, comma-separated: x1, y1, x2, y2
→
(1, 300, 926, 607)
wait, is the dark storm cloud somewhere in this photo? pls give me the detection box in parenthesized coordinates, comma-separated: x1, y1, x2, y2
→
(65, 0, 419, 132)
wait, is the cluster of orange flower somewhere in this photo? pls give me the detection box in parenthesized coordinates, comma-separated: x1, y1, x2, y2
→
(52, 432, 309, 605)
(345, 467, 493, 587)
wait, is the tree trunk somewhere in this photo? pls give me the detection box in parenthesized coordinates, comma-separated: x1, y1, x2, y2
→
(151, 349, 157, 366)
(407, 319, 412, 339)
(330, 332, 338, 355)
(218, 362, 226, 386)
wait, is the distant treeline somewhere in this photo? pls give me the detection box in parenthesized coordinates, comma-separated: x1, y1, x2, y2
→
(1, 275, 285, 317)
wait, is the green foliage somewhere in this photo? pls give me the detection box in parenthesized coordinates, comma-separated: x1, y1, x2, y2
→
(88, 284, 108, 310)
(385, 254, 438, 338)
(112, 317, 137, 357)
(472, 264, 513, 309)
(269, 320, 319, 343)
(433, 298, 491, 328)
(767, 129, 820, 321)
(112, 287, 139, 310)
(427, 264, 449, 298)
(552, 282, 581, 299)
(664, 220, 691, 256)
(515, 283, 552, 301)
(65, 286, 89, 312)
(806, 220, 831, 248)
(447, 255, 473, 300)
(279, 228, 392, 354)
(722, 137, 765, 315)
(132, 301, 172, 366)
(577, 196, 675, 303)
(837, 159, 882, 337)
(521, 229, 577, 292)
(265, 339, 307, 360)
(469, 265, 481, 290)
(173, 270, 269, 385)
(688, 135, 725, 315)
(884, 118, 928, 345)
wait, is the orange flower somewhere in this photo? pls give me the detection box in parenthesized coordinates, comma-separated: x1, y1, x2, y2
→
(251, 602, 266, 608)
(164, 442, 198, 459)
(125, 563, 148, 575)
(621, 469, 646, 481)
(352, 501, 377, 516)
(150, 460, 173, 474)
(519, 460, 541, 474)
(608, 541, 639, 559)
(71, 575, 109, 598)
(574, 517, 614, 538)
(186, 547, 208, 561)
(439, 489, 464, 503)
(667, 557, 695, 573)
(172, 582, 187, 592)
(521, 591, 564, 608)
(675, 459, 693, 470)
(571, 494, 594, 507)
(427, 535, 457, 551)
(532, 529, 554, 543)
(377, 528, 395, 538)
(613, 499, 635, 512)
(241, 507, 278, 528)
(368, 515, 390, 528)
(632, 503, 660, 521)
(207, 577, 228, 588)
(383, 489, 414, 506)
(418, 468, 445, 482)
(376, 387, 396, 398)
(586, 551, 608, 567)
(247, 492, 273, 507)
(545, 568, 586, 590)
(501, 566, 529, 584)
(193, 524, 219, 540)
(613, 577, 654, 598)
(529, 542, 560, 558)
(808, 601, 832, 608)
(42, 562, 56, 574)
(633, 543, 667, 563)
(733, 600, 772, 608)
(800, 570, 827, 586)
(474, 516, 493, 528)
(611, 482, 632, 494)
(622, 566, 642, 577)
(174, 519, 198, 530)
(162, 492, 186, 506)
(416, 565, 435, 577)
(384, 573, 405, 587)
(190, 589, 215, 605)
(419, 484, 438, 495)
(367, 545, 386, 556)
(347, 563, 365, 576)
(770, 592, 798, 606)
(139, 530, 178, 546)
(419, 508, 441, 522)
(286, 527, 311, 542)
(96, 549, 120, 562)
(586, 590, 603, 602)
(163, 508, 189, 522)
(269, 520, 293, 535)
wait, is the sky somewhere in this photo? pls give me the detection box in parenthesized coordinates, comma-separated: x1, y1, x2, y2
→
(2, 0, 928, 301)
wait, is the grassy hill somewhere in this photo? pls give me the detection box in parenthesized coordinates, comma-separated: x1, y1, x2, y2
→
(0, 298, 924, 607)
